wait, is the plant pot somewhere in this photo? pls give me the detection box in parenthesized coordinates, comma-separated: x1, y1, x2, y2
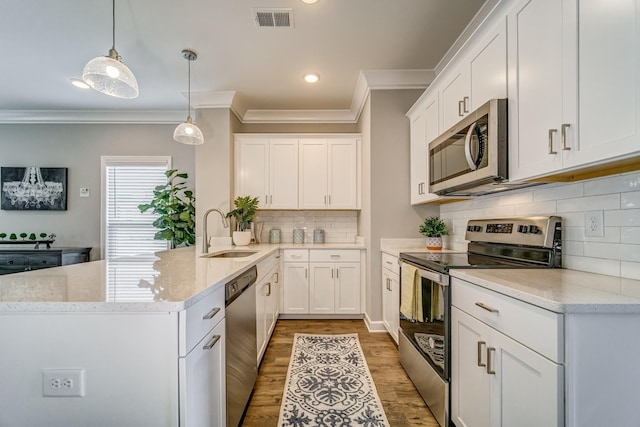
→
(232, 231, 252, 246)
(426, 236, 443, 250)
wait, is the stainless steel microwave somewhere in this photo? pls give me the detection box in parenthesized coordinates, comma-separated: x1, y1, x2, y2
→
(429, 98, 509, 196)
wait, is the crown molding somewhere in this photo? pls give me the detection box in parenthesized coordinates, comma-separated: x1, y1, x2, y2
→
(0, 110, 185, 124)
(0, 69, 434, 124)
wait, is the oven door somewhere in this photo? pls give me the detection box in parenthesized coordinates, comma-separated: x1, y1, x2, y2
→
(399, 261, 450, 380)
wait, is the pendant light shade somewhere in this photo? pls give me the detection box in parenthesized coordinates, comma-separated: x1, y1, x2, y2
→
(82, 0, 139, 99)
(174, 49, 204, 145)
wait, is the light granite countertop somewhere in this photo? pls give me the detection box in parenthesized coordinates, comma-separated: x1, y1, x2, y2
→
(451, 268, 640, 314)
(0, 242, 365, 312)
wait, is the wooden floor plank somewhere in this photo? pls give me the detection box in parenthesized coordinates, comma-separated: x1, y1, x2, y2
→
(242, 319, 439, 427)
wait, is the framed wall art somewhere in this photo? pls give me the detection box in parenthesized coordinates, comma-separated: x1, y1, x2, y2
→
(1, 167, 68, 211)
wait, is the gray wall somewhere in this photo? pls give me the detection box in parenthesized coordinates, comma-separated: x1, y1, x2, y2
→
(0, 123, 195, 259)
(359, 89, 439, 324)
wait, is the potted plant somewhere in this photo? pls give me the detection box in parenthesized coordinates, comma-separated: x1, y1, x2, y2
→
(419, 216, 448, 250)
(138, 169, 196, 248)
(226, 196, 259, 246)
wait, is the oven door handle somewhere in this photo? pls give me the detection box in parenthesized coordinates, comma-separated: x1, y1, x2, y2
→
(401, 261, 448, 286)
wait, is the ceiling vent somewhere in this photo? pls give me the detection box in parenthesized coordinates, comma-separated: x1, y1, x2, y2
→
(253, 8, 294, 29)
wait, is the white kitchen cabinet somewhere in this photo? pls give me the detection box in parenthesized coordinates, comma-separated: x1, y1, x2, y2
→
(256, 253, 280, 363)
(299, 138, 359, 209)
(508, 0, 640, 181)
(282, 250, 309, 314)
(451, 278, 564, 427)
(439, 16, 507, 131)
(179, 319, 226, 427)
(234, 137, 298, 209)
(381, 253, 399, 344)
(409, 104, 429, 204)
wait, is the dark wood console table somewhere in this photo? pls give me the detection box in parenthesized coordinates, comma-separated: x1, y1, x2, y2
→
(0, 248, 92, 275)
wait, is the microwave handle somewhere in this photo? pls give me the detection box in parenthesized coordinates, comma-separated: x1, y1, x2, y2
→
(464, 121, 480, 171)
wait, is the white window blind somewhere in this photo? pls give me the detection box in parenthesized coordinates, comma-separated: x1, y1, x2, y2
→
(102, 156, 171, 302)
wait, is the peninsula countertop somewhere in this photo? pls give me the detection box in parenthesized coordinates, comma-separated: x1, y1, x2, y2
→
(0, 242, 365, 313)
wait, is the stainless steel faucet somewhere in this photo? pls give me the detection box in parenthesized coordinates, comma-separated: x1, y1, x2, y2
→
(202, 208, 230, 253)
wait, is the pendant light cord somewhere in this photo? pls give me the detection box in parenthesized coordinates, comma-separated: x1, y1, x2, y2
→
(188, 57, 192, 118)
(112, 0, 116, 50)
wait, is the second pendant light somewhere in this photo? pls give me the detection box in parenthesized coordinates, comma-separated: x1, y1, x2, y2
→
(173, 49, 204, 146)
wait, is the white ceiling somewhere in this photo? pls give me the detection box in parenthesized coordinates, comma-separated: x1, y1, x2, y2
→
(1, 0, 488, 122)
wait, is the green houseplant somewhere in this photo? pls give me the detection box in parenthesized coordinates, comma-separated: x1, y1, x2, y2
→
(226, 196, 259, 246)
(419, 216, 448, 250)
(138, 169, 196, 248)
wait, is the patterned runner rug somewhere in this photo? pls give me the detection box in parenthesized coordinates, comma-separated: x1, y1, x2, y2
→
(277, 333, 390, 427)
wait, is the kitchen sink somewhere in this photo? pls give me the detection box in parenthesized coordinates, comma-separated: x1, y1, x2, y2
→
(201, 250, 258, 259)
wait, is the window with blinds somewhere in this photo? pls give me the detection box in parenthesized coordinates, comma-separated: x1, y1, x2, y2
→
(102, 156, 171, 302)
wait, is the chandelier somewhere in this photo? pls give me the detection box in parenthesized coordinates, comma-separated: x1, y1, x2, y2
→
(2, 167, 63, 209)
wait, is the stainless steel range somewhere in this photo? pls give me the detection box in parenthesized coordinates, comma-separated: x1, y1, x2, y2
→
(398, 216, 562, 427)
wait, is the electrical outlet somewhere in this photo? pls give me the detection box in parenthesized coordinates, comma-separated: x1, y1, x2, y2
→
(584, 210, 604, 237)
(43, 369, 85, 397)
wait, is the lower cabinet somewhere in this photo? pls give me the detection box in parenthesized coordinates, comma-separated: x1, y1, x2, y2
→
(451, 307, 563, 427)
(256, 259, 280, 364)
(179, 319, 226, 427)
(282, 249, 361, 315)
(381, 253, 399, 343)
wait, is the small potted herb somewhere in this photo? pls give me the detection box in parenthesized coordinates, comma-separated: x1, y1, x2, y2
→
(226, 196, 260, 246)
(419, 217, 449, 250)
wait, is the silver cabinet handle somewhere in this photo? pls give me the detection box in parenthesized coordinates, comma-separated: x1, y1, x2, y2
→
(458, 99, 464, 116)
(385, 261, 393, 265)
(548, 129, 558, 154)
(487, 347, 496, 375)
(463, 96, 469, 113)
(331, 268, 334, 278)
(305, 268, 307, 279)
(324, 195, 327, 205)
(269, 195, 272, 204)
(203, 334, 221, 350)
(266, 282, 271, 296)
(265, 195, 268, 204)
(336, 268, 339, 279)
(202, 307, 221, 320)
(475, 302, 499, 313)
(328, 195, 331, 205)
(273, 272, 279, 283)
(477, 341, 486, 367)
(330, 254, 340, 258)
(561, 123, 571, 150)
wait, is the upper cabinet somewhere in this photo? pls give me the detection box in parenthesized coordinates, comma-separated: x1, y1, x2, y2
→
(508, 0, 640, 181)
(235, 134, 360, 210)
(299, 138, 359, 210)
(409, 92, 441, 204)
(234, 137, 298, 209)
(440, 16, 508, 131)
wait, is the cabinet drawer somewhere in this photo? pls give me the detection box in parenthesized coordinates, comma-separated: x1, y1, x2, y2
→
(452, 277, 563, 363)
(0, 254, 27, 267)
(283, 249, 309, 262)
(381, 253, 399, 275)
(309, 249, 360, 262)
(179, 286, 225, 356)
(27, 254, 60, 268)
(256, 253, 279, 283)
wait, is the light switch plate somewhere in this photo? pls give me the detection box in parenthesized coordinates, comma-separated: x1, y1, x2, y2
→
(79, 188, 90, 198)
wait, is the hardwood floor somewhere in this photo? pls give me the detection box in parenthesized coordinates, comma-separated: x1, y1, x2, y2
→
(242, 319, 439, 427)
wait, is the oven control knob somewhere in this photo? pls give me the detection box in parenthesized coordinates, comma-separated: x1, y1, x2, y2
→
(518, 225, 528, 233)
(529, 225, 540, 234)
(467, 226, 473, 232)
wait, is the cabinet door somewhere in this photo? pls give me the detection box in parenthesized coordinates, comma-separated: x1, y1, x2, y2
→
(334, 262, 360, 314)
(328, 139, 358, 209)
(179, 319, 226, 427)
(410, 108, 428, 205)
(299, 139, 329, 209)
(451, 307, 492, 427)
(507, 0, 569, 181)
(381, 268, 399, 343)
(309, 263, 335, 313)
(265, 267, 280, 337)
(440, 66, 470, 131)
(256, 279, 268, 363)
(282, 262, 309, 314)
(269, 139, 298, 209)
(490, 324, 564, 427)
(469, 16, 508, 111)
(567, 0, 640, 167)
(236, 139, 269, 203)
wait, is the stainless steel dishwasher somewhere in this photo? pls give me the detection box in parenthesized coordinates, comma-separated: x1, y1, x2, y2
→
(225, 265, 258, 427)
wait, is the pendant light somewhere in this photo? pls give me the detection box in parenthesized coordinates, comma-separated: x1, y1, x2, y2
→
(82, 0, 139, 99)
(173, 49, 204, 145)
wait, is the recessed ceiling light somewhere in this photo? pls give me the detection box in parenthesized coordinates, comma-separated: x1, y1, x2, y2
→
(301, 0, 318, 4)
(69, 78, 90, 89)
(304, 73, 320, 83)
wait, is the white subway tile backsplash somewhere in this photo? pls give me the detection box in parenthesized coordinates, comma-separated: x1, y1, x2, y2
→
(255, 210, 357, 243)
(621, 191, 640, 209)
(514, 201, 557, 216)
(556, 194, 620, 213)
(621, 261, 640, 281)
(606, 209, 640, 227)
(563, 241, 584, 256)
(563, 226, 620, 243)
(584, 172, 640, 196)
(621, 227, 640, 244)
(563, 255, 621, 276)
(534, 182, 583, 202)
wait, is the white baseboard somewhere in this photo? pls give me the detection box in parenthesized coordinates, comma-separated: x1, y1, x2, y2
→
(363, 313, 387, 333)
